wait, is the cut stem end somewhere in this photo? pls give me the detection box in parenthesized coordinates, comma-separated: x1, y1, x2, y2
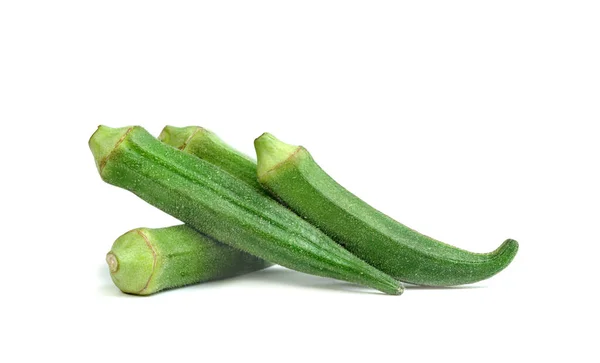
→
(106, 252, 119, 273)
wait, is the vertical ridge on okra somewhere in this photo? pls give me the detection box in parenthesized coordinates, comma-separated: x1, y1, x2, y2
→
(89, 125, 403, 295)
(254, 132, 519, 287)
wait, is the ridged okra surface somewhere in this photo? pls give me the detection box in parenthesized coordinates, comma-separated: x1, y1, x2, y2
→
(107, 225, 272, 295)
(255, 133, 519, 286)
(89, 126, 403, 295)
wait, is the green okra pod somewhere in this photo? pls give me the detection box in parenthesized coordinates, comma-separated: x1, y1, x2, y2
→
(158, 126, 264, 193)
(107, 225, 272, 295)
(89, 126, 403, 295)
(254, 133, 519, 286)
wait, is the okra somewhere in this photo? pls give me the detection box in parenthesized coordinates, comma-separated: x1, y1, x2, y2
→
(158, 126, 264, 192)
(254, 133, 519, 286)
(89, 126, 403, 295)
(107, 225, 272, 295)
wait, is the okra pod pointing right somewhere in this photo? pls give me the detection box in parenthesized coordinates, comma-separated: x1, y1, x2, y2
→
(159, 125, 265, 193)
(254, 133, 518, 286)
(90, 126, 403, 295)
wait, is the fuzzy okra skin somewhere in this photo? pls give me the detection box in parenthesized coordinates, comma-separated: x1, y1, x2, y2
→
(254, 133, 519, 286)
(106, 225, 272, 295)
(158, 126, 264, 193)
(89, 126, 403, 295)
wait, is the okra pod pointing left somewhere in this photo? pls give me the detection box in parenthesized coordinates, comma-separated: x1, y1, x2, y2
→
(107, 225, 272, 295)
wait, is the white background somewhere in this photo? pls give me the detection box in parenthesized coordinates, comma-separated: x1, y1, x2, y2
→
(1, 1, 598, 362)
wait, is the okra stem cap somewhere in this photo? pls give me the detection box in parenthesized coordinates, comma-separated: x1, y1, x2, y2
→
(254, 133, 300, 178)
(107, 229, 157, 295)
(89, 125, 133, 174)
(158, 126, 203, 150)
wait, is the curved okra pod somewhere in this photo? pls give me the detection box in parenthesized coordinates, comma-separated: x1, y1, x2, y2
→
(254, 133, 518, 286)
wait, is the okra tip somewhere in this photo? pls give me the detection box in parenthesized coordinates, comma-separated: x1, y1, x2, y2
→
(378, 276, 404, 295)
(493, 238, 519, 261)
(106, 228, 157, 295)
(254, 132, 301, 178)
(89, 125, 134, 174)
